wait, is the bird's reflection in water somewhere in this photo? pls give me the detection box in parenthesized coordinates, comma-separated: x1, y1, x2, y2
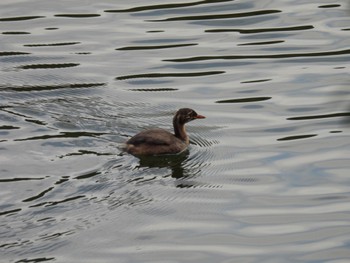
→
(137, 150, 189, 179)
(136, 150, 200, 188)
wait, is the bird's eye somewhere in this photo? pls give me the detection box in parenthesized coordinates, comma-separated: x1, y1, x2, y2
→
(187, 112, 194, 119)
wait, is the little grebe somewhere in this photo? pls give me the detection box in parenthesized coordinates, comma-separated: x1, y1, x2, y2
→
(125, 108, 205, 156)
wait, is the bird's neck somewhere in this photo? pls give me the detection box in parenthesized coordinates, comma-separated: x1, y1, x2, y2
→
(173, 120, 189, 144)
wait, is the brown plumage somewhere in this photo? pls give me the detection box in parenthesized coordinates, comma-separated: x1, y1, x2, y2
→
(125, 108, 205, 156)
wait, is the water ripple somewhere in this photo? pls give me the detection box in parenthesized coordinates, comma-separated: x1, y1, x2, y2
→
(0, 125, 20, 130)
(0, 16, 45, 22)
(29, 195, 85, 208)
(238, 40, 284, 46)
(287, 112, 350, 121)
(24, 42, 81, 47)
(206, 25, 314, 34)
(116, 43, 197, 50)
(73, 169, 102, 180)
(0, 208, 22, 216)
(241, 78, 272, 83)
(0, 177, 44, 183)
(22, 187, 54, 202)
(2, 31, 30, 35)
(129, 88, 178, 92)
(277, 134, 318, 141)
(18, 63, 80, 70)
(105, 0, 233, 13)
(2, 83, 105, 92)
(147, 10, 281, 22)
(216, 96, 271, 103)
(318, 4, 341, 8)
(116, 71, 225, 80)
(14, 257, 52, 262)
(164, 49, 350, 62)
(0, 51, 30, 56)
(54, 14, 101, 18)
(14, 131, 107, 142)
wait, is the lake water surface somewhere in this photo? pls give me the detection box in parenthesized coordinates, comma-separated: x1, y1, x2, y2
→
(1, 0, 350, 262)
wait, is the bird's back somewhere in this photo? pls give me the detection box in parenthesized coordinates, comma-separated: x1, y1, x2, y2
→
(125, 128, 187, 156)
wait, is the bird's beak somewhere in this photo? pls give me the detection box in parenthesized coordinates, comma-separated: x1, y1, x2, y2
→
(195, 114, 206, 119)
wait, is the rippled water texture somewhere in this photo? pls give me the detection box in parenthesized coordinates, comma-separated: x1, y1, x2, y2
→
(1, 0, 350, 262)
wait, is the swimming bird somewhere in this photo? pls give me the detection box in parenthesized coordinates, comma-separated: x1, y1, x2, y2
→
(125, 108, 205, 156)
